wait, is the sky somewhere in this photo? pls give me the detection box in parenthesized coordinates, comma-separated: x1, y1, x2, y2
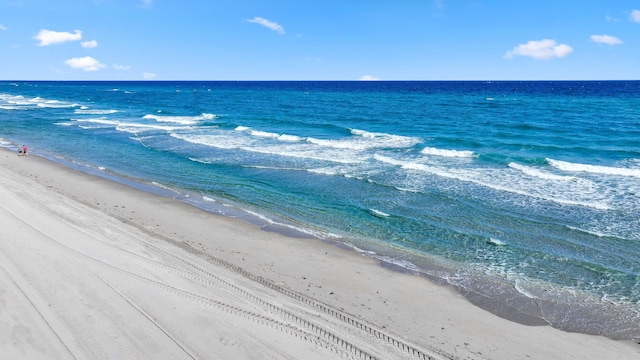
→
(1, 0, 639, 81)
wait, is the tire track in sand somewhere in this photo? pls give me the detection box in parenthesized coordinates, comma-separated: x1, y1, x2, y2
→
(1, 202, 380, 359)
(1, 179, 444, 360)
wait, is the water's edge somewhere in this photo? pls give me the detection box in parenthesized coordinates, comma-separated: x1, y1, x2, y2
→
(11, 145, 638, 342)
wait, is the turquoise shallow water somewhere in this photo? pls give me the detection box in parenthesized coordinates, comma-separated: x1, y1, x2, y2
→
(1, 80, 639, 339)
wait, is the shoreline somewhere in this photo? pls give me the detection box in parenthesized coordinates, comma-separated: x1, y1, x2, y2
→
(24, 147, 640, 341)
(1, 147, 639, 359)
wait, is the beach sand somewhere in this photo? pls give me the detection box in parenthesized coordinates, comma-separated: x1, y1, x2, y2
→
(1, 147, 638, 360)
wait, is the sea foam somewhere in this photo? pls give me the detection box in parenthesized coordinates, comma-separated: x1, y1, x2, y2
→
(509, 162, 573, 181)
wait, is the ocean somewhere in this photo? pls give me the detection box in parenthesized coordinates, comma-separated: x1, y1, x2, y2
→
(1, 80, 639, 340)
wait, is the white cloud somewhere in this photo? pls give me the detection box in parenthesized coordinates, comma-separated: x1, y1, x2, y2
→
(143, 72, 157, 79)
(0, 24, 7, 31)
(246, 17, 285, 35)
(504, 39, 573, 60)
(631, 9, 640, 22)
(65, 56, 105, 71)
(590, 34, 622, 45)
(113, 64, 131, 70)
(359, 75, 381, 81)
(81, 40, 98, 48)
(34, 29, 82, 46)
(140, 0, 153, 6)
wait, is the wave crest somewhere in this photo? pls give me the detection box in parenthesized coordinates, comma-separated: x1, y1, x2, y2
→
(421, 146, 476, 158)
(547, 158, 640, 178)
(143, 113, 216, 125)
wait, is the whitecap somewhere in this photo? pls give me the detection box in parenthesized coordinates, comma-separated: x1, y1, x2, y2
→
(421, 146, 476, 158)
(351, 128, 422, 148)
(547, 158, 640, 178)
(74, 109, 119, 115)
(250, 130, 280, 138)
(277, 134, 304, 142)
(54, 121, 76, 127)
(76, 118, 184, 133)
(370, 209, 390, 217)
(143, 113, 216, 125)
(308, 167, 341, 176)
(37, 100, 79, 108)
(172, 133, 251, 150)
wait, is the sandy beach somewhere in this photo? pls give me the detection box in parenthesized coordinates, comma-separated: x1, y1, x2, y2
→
(0, 147, 638, 360)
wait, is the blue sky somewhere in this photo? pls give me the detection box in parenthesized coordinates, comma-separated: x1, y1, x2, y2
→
(1, 0, 639, 80)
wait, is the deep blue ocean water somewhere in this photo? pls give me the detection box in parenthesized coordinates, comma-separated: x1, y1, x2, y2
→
(1, 80, 639, 340)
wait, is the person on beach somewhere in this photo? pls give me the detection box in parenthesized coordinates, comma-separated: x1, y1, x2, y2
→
(20, 144, 27, 156)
